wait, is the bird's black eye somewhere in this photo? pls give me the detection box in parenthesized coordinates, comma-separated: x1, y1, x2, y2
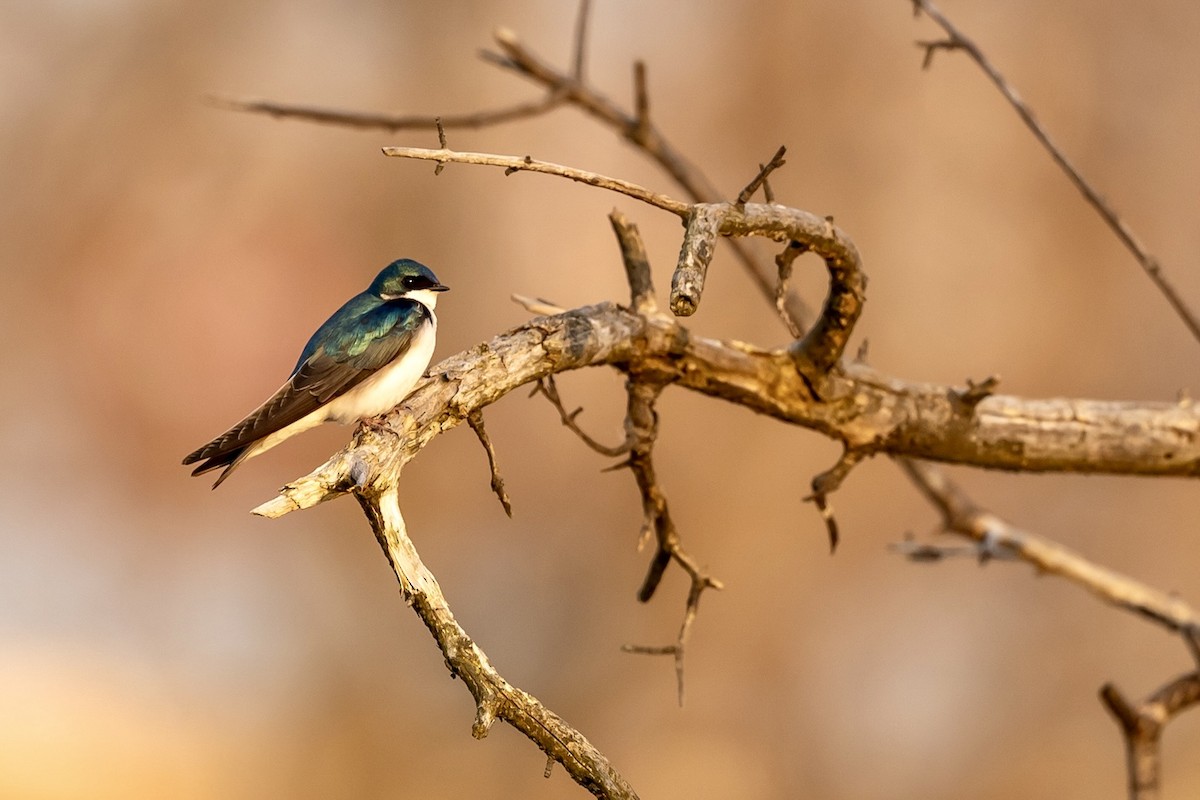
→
(402, 275, 420, 289)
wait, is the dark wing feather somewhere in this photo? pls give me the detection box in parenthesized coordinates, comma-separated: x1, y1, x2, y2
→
(183, 298, 428, 471)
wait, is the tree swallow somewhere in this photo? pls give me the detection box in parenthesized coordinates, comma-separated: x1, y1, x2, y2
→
(184, 258, 449, 488)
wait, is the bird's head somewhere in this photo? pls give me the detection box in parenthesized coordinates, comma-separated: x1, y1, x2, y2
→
(369, 259, 450, 309)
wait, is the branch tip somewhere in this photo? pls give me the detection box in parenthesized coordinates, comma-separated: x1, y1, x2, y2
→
(735, 145, 787, 206)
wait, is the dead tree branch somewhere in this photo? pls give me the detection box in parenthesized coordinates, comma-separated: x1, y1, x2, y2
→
(1100, 674, 1200, 800)
(354, 486, 637, 800)
(222, 6, 1200, 796)
(910, 0, 1200, 346)
(252, 302, 1200, 522)
(897, 459, 1200, 634)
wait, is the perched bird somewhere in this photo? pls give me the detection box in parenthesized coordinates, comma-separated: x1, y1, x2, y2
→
(184, 258, 449, 488)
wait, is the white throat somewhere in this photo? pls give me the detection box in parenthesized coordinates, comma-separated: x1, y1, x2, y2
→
(405, 288, 442, 312)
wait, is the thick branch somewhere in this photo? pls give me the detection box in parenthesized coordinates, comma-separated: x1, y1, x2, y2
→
(253, 303, 1200, 517)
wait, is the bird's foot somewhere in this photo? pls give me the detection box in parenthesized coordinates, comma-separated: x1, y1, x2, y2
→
(358, 415, 395, 437)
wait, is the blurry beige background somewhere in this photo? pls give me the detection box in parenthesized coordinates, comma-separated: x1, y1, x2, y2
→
(2, 1, 1198, 797)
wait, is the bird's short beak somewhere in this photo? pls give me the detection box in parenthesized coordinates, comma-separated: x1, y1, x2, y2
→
(432, 283, 450, 292)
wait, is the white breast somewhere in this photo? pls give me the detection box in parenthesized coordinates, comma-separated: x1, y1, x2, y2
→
(322, 313, 438, 423)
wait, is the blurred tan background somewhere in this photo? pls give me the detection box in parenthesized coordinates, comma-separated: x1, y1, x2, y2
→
(2, 1, 1198, 797)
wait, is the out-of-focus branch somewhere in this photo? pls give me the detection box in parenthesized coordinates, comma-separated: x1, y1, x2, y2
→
(205, 93, 566, 132)
(910, 0, 1200, 346)
(1100, 674, 1200, 800)
(897, 459, 1200, 633)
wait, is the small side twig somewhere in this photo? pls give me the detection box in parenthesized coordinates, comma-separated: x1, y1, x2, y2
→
(382, 146, 690, 217)
(735, 145, 787, 207)
(622, 549, 723, 708)
(433, 117, 448, 175)
(952, 375, 1000, 407)
(774, 240, 808, 339)
(805, 447, 868, 552)
(618, 378, 724, 706)
(532, 376, 631, 458)
(609, 210, 657, 315)
(467, 410, 513, 517)
(570, 0, 591, 81)
(632, 61, 650, 141)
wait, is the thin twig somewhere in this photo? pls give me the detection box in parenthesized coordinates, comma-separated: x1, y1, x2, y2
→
(735, 145, 787, 207)
(609, 210, 657, 314)
(632, 61, 650, 142)
(382, 146, 690, 217)
(774, 241, 808, 339)
(615, 378, 724, 706)
(467, 410, 513, 517)
(911, 0, 1200, 346)
(805, 447, 868, 552)
(532, 376, 631, 458)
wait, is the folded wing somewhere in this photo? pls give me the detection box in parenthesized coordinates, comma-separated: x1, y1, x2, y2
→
(183, 298, 428, 480)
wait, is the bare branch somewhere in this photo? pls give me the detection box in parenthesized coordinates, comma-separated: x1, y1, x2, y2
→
(467, 410, 513, 517)
(898, 459, 1200, 633)
(532, 375, 631, 458)
(735, 145, 787, 207)
(615, 378, 724, 706)
(485, 26, 815, 331)
(356, 488, 637, 799)
(669, 204, 724, 316)
(774, 241, 808, 339)
(911, 0, 1200, 346)
(1100, 673, 1200, 800)
(806, 447, 868, 553)
(206, 93, 566, 132)
(254, 303, 1200, 521)
(609, 210, 657, 315)
(381, 146, 690, 216)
